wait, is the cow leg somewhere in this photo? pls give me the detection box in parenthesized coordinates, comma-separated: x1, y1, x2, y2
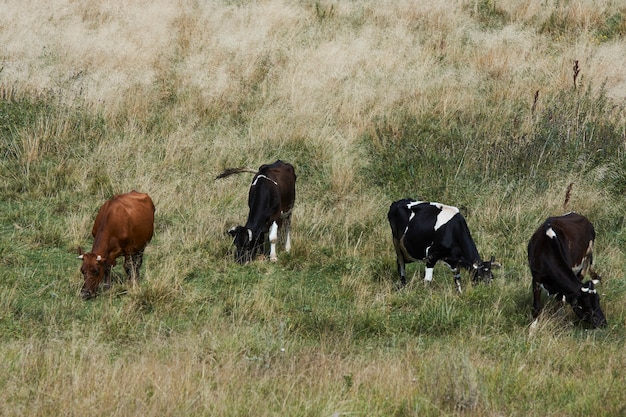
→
(451, 267, 462, 293)
(424, 267, 434, 283)
(103, 263, 112, 291)
(392, 238, 408, 287)
(124, 250, 144, 284)
(532, 280, 543, 319)
(283, 217, 292, 253)
(425, 259, 438, 285)
(396, 259, 407, 288)
(269, 221, 279, 262)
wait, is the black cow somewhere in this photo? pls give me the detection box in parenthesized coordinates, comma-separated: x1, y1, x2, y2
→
(216, 160, 296, 263)
(388, 199, 499, 292)
(527, 212, 606, 328)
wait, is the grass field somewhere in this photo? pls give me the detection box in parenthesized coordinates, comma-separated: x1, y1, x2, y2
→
(1, 0, 626, 415)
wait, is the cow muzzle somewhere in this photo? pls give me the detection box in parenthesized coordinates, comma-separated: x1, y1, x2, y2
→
(80, 287, 97, 300)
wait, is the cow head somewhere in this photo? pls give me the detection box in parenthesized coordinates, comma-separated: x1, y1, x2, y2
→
(228, 226, 264, 264)
(471, 256, 501, 284)
(77, 248, 111, 299)
(573, 280, 607, 328)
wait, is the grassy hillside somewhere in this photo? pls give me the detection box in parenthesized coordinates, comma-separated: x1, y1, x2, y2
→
(1, 0, 626, 415)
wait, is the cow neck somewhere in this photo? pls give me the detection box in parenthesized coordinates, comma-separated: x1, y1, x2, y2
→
(245, 181, 275, 234)
(90, 217, 116, 259)
(91, 234, 112, 259)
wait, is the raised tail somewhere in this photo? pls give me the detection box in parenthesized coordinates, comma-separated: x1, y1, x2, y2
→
(215, 167, 258, 180)
(563, 182, 573, 212)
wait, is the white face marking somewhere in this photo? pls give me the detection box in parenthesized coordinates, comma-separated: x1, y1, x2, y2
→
(546, 227, 557, 239)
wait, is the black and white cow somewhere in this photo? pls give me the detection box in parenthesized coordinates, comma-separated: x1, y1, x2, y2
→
(527, 212, 607, 328)
(388, 199, 499, 292)
(216, 160, 296, 264)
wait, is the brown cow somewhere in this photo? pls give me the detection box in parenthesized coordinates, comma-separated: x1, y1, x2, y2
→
(78, 191, 155, 299)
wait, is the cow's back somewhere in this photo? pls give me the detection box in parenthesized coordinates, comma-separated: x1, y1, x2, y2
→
(261, 160, 296, 213)
(93, 191, 155, 254)
(530, 213, 593, 267)
(546, 213, 594, 265)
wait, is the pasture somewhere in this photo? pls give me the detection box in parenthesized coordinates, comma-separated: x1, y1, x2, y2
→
(1, 0, 625, 415)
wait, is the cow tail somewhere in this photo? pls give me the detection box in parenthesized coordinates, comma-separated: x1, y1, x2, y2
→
(215, 167, 258, 180)
(563, 182, 574, 211)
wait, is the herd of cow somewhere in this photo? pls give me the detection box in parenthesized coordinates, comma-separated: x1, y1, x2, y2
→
(77, 160, 607, 328)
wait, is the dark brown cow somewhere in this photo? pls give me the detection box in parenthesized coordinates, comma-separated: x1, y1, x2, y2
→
(527, 212, 606, 328)
(78, 191, 155, 299)
(216, 160, 296, 263)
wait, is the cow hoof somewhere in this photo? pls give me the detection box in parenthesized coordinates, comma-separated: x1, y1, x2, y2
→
(270, 257, 278, 262)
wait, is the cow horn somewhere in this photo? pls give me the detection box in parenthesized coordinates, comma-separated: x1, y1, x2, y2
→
(592, 279, 601, 285)
(77, 254, 83, 260)
(581, 286, 589, 293)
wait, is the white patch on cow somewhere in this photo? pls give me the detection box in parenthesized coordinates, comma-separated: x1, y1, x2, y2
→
(545, 227, 557, 239)
(406, 201, 423, 210)
(432, 203, 459, 231)
(424, 267, 434, 282)
(572, 261, 584, 276)
(404, 201, 458, 231)
(252, 174, 278, 186)
(269, 221, 278, 262)
(405, 201, 423, 223)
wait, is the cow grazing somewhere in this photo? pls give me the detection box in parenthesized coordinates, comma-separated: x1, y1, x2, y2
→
(527, 212, 606, 328)
(387, 199, 499, 292)
(78, 191, 155, 299)
(216, 160, 296, 264)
